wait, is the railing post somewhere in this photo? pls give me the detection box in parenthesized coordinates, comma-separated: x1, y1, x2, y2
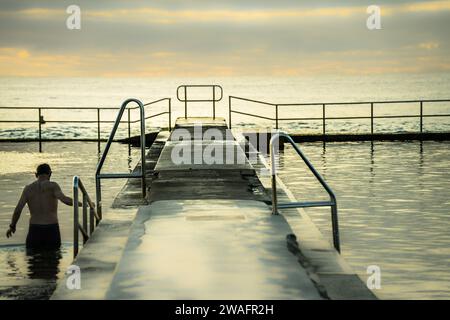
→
(184, 86, 188, 119)
(82, 193, 88, 244)
(370, 103, 374, 136)
(139, 101, 147, 198)
(38, 108, 42, 152)
(275, 105, 279, 130)
(96, 177, 102, 221)
(97, 108, 101, 154)
(127, 108, 131, 157)
(127, 108, 131, 140)
(322, 104, 326, 136)
(89, 207, 95, 235)
(420, 101, 423, 133)
(270, 136, 278, 215)
(213, 86, 216, 119)
(271, 175, 278, 215)
(168, 98, 172, 131)
(331, 203, 341, 253)
(73, 177, 79, 258)
(229, 96, 232, 129)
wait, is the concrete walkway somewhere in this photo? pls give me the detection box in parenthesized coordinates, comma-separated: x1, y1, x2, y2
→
(51, 116, 376, 300)
(106, 200, 323, 300)
(106, 117, 322, 299)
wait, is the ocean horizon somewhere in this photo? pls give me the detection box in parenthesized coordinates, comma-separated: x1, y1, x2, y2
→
(1, 73, 450, 140)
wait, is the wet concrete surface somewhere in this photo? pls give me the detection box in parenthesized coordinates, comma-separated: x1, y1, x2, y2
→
(251, 145, 378, 300)
(107, 200, 324, 300)
(51, 209, 136, 300)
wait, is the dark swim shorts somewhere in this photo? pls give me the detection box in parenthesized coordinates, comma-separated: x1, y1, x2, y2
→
(26, 224, 61, 249)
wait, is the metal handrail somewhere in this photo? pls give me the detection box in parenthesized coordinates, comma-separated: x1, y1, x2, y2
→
(142, 97, 172, 131)
(95, 98, 146, 220)
(177, 85, 223, 119)
(270, 133, 340, 253)
(73, 176, 100, 258)
(0, 98, 171, 151)
(229, 96, 450, 133)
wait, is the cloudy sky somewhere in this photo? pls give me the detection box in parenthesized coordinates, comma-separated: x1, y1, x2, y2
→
(0, 0, 449, 77)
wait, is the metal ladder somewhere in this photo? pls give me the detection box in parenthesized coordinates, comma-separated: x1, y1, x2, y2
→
(270, 132, 341, 253)
(72, 176, 100, 258)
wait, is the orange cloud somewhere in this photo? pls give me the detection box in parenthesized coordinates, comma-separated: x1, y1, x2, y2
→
(419, 42, 440, 50)
(84, 7, 364, 24)
(82, 2, 450, 24)
(0, 47, 82, 77)
(403, 1, 450, 12)
(15, 8, 63, 18)
(4, 1, 450, 24)
(1, 46, 448, 77)
(151, 51, 177, 58)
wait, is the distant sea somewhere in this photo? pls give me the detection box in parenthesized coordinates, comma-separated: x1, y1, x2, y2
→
(1, 74, 450, 139)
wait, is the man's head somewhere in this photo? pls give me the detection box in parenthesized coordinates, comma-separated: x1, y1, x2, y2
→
(36, 163, 52, 178)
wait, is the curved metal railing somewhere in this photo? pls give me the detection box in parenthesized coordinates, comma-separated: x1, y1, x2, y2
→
(95, 98, 146, 220)
(270, 132, 341, 253)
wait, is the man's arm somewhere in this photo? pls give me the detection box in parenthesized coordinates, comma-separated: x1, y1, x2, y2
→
(6, 187, 27, 238)
(53, 182, 76, 206)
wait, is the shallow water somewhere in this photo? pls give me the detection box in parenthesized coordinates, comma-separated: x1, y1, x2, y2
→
(0, 244, 71, 300)
(277, 140, 450, 299)
(0, 142, 139, 299)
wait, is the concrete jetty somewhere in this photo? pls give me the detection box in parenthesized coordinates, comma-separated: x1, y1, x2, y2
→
(52, 117, 376, 300)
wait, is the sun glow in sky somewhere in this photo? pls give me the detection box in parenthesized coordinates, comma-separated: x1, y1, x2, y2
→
(0, 0, 449, 77)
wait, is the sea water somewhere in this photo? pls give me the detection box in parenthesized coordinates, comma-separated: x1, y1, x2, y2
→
(0, 74, 450, 299)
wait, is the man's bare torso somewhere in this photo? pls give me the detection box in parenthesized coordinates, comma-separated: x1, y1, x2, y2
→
(24, 180, 59, 225)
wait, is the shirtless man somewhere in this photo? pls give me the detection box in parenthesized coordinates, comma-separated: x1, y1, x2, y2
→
(6, 163, 77, 249)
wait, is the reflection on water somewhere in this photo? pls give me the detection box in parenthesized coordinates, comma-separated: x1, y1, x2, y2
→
(277, 140, 450, 299)
(26, 248, 62, 280)
(0, 142, 139, 299)
(0, 244, 71, 300)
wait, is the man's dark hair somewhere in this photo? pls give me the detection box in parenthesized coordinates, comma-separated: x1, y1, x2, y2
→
(36, 163, 52, 176)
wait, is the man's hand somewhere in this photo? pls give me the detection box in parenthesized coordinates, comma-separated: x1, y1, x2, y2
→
(6, 226, 15, 238)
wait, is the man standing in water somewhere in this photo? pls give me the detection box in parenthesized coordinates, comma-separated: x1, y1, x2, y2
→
(6, 163, 77, 249)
